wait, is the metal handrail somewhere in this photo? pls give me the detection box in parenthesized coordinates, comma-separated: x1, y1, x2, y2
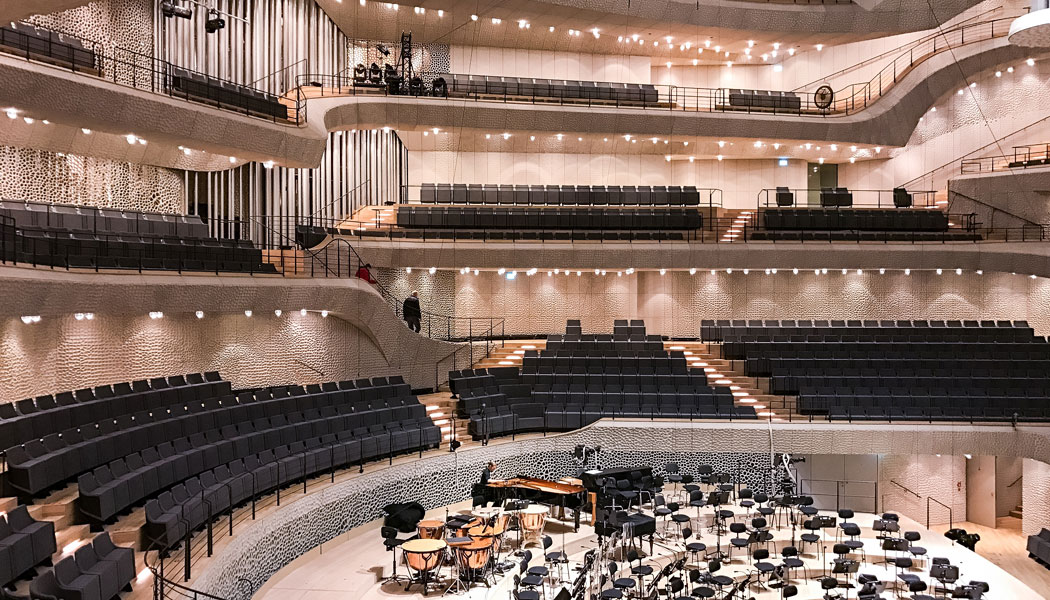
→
(756, 187, 939, 209)
(1, 21, 304, 126)
(927, 496, 954, 529)
(1007, 474, 1023, 488)
(889, 480, 922, 498)
(291, 16, 1016, 121)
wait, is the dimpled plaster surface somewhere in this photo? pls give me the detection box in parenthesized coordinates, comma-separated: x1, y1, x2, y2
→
(193, 419, 1050, 600)
(450, 269, 1050, 338)
(0, 145, 183, 213)
(0, 266, 463, 398)
(1023, 458, 1050, 536)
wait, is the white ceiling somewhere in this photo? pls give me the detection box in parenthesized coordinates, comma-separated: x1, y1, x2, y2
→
(315, 0, 985, 62)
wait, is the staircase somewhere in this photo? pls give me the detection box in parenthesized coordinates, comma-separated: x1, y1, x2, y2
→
(1010, 503, 1024, 519)
(261, 248, 313, 276)
(712, 208, 756, 243)
(663, 341, 782, 419)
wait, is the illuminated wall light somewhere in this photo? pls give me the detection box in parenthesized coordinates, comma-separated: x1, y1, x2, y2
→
(771, 269, 778, 274)
(274, 309, 282, 317)
(321, 310, 329, 318)
(549, 26, 555, 32)
(81, 128, 92, 134)
(717, 155, 723, 161)
(429, 266, 437, 274)
(841, 268, 848, 275)
(74, 312, 95, 321)
(195, 311, 204, 319)
(956, 268, 963, 275)
(726, 268, 732, 274)
(498, 267, 506, 275)
(437, 9, 443, 16)
(879, 268, 885, 274)
(1008, 66, 1015, 73)
(502, 132, 511, 139)
(936, 268, 943, 275)
(1027, 58, 1035, 66)
(1031, 274, 1038, 279)
(20, 315, 41, 324)
(263, 161, 274, 169)
(471, 14, 478, 20)
(815, 44, 823, 51)
(976, 270, 983, 275)
(405, 267, 412, 273)
(244, 310, 253, 317)
(904, 268, 911, 275)
(491, 17, 501, 24)
(4, 108, 18, 119)
(659, 269, 666, 275)
(23, 116, 34, 124)
(300, 308, 308, 316)
(149, 311, 163, 319)
(792, 268, 799, 275)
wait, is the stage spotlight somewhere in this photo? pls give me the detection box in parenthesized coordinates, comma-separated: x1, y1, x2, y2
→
(161, 1, 192, 19)
(205, 9, 226, 33)
(376, 43, 391, 56)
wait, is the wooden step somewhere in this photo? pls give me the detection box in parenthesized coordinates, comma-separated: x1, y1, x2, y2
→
(0, 496, 17, 513)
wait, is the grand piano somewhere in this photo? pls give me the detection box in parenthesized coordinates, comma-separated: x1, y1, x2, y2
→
(487, 477, 588, 530)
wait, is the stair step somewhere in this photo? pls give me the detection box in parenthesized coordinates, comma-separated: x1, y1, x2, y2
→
(0, 497, 17, 513)
(1009, 509, 1023, 519)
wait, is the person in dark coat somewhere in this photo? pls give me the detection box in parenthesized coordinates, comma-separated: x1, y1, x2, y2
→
(403, 290, 421, 333)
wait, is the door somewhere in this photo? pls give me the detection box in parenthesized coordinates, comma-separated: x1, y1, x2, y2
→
(966, 455, 996, 527)
(806, 162, 838, 206)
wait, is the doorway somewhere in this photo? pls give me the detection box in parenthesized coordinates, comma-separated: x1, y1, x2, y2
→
(807, 162, 838, 205)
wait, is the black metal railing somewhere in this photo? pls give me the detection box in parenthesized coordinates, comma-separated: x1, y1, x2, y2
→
(960, 143, 1050, 174)
(756, 188, 939, 209)
(291, 16, 1015, 120)
(1, 21, 305, 125)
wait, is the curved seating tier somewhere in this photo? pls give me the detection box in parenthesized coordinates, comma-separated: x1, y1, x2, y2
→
(419, 184, 704, 206)
(81, 379, 438, 524)
(750, 207, 979, 242)
(0, 199, 276, 274)
(4, 375, 233, 497)
(0, 373, 229, 451)
(396, 206, 702, 231)
(0, 22, 97, 72)
(436, 74, 660, 105)
(1, 505, 57, 589)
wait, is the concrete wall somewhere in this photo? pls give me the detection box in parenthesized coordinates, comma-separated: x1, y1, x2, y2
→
(949, 168, 1050, 226)
(0, 266, 464, 400)
(1022, 458, 1050, 536)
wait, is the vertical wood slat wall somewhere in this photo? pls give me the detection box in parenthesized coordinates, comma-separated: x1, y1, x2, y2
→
(185, 130, 407, 247)
(155, 0, 347, 95)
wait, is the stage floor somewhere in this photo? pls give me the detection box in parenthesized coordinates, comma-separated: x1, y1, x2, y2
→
(256, 489, 1044, 600)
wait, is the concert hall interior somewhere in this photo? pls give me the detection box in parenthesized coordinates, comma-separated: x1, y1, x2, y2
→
(7, 1, 1050, 600)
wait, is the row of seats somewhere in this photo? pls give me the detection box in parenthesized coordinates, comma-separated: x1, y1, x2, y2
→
(80, 400, 437, 523)
(30, 533, 135, 600)
(532, 347, 669, 357)
(334, 226, 696, 242)
(729, 341, 1049, 362)
(447, 367, 519, 396)
(0, 506, 56, 589)
(436, 73, 660, 104)
(726, 89, 802, 111)
(143, 426, 436, 549)
(16, 229, 275, 274)
(543, 399, 755, 428)
(6, 377, 419, 496)
(522, 354, 691, 373)
(799, 391, 1050, 421)
(1, 22, 96, 71)
(0, 200, 213, 239)
(702, 318, 1029, 336)
(776, 375, 1050, 395)
(0, 373, 230, 448)
(760, 208, 949, 232)
(753, 357, 1048, 378)
(1, 200, 273, 274)
(396, 206, 703, 231)
(721, 329, 1035, 344)
(169, 66, 288, 120)
(747, 230, 981, 242)
(418, 184, 706, 206)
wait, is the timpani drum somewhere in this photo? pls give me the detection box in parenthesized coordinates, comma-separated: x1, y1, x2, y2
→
(454, 538, 494, 585)
(417, 519, 445, 540)
(520, 504, 549, 546)
(401, 538, 446, 594)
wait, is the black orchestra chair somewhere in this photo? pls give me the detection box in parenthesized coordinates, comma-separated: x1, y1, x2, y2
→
(381, 526, 408, 582)
(628, 549, 653, 589)
(780, 545, 807, 580)
(683, 528, 707, 565)
(728, 522, 751, 560)
(705, 560, 734, 594)
(523, 549, 550, 585)
(800, 519, 822, 554)
(669, 504, 691, 538)
(598, 574, 622, 600)
(519, 558, 547, 600)
(754, 492, 776, 520)
(738, 488, 755, 514)
(542, 535, 569, 583)
(665, 463, 683, 492)
(608, 562, 637, 598)
(904, 531, 927, 558)
(908, 579, 936, 600)
(513, 575, 540, 600)
(782, 584, 799, 599)
(752, 548, 776, 586)
(689, 568, 715, 599)
(842, 522, 865, 559)
(820, 576, 839, 599)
